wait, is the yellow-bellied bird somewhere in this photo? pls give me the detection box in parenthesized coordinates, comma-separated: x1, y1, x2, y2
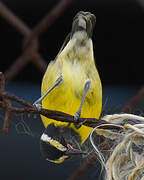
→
(34, 11, 102, 163)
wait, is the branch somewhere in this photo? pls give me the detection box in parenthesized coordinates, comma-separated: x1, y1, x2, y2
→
(25, 0, 72, 48)
(0, 2, 30, 36)
(0, 95, 108, 128)
(68, 153, 97, 180)
(122, 86, 144, 113)
(0, 72, 122, 134)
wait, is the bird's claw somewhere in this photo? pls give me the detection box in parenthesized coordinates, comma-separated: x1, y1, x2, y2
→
(74, 111, 82, 129)
(74, 111, 80, 121)
(33, 103, 42, 110)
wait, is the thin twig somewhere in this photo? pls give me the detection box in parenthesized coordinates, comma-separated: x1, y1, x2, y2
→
(0, 100, 108, 128)
(0, 72, 5, 92)
(2, 100, 11, 134)
(4, 54, 34, 82)
(0, 2, 30, 36)
(122, 87, 144, 113)
(0, 2, 47, 81)
(0, 72, 122, 133)
(0, 2, 45, 81)
(2, 92, 33, 108)
(0, 1, 72, 82)
(25, 0, 72, 48)
(68, 153, 97, 180)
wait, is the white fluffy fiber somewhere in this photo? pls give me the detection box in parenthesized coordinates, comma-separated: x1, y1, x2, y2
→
(90, 113, 144, 180)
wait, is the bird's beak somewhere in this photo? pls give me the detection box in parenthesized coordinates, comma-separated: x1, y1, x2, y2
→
(65, 144, 87, 156)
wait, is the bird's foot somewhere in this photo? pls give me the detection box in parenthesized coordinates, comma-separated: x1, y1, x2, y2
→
(74, 111, 82, 129)
(33, 102, 42, 110)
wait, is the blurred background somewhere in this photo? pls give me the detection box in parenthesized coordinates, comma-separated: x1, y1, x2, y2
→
(0, 0, 144, 84)
(0, 0, 144, 179)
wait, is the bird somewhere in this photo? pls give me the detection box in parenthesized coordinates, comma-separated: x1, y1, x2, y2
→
(33, 11, 102, 163)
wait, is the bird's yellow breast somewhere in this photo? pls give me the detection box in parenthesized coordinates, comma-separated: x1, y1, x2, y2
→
(41, 33, 102, 144)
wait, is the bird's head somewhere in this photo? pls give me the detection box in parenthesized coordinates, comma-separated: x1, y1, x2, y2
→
(71, 11, 96, 38)
(40, 123, 86, 163)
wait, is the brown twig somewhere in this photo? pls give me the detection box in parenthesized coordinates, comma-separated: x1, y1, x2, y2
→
(0, 99, 122, 129)
(0, 2, 47, 81)
(0, 1, 72, 82)
(0, 2, 30, 36)
(2, 92, 33, 108)
(25, 0, 72, 48)
(0, 98, 108, 128)
(4, 54, 34, 82)
(0, 72, 5, 92)
(2, 100, 12, 134)
(122, 87, 144, 113)
(68, 153, 97, 180)
(0, 72, 122, 133)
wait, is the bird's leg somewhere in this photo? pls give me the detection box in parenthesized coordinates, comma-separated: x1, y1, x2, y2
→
(74, 80, 91, 129)
(33, 75, 63, 109)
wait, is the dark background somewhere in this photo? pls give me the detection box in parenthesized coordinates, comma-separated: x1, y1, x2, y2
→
(0, 0, 144, 180)
(0, 0, 144, 84)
